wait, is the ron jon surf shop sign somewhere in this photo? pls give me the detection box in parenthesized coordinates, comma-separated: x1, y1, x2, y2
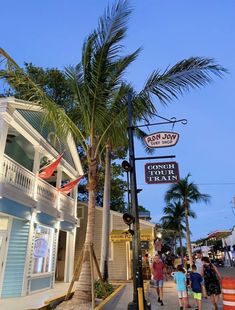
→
(144, 131, 179, 148)
(145, 161, 179, 184)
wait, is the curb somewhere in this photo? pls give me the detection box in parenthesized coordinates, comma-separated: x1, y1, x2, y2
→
(94, 284, 125, 310)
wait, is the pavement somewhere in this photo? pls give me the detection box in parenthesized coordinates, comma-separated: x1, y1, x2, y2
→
(103, 267, 235, 310)
(0, 267, 234, 310)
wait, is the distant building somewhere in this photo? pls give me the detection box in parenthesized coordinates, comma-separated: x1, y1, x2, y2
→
(222, 226, 235, 266)
(0, 98, 83, 298)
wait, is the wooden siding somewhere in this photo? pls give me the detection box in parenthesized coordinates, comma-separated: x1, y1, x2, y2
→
(1, 219, 29, 297)
(109, 242, 127, 280)
(74, 204, 155, 281)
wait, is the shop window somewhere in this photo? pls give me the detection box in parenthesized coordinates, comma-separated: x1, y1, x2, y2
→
(32, 225, 54, 274)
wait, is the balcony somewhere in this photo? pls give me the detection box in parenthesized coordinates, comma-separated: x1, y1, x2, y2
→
(0, 154, 76, 218)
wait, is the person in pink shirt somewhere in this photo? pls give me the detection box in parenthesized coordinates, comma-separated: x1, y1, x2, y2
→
(151, 254, 167, 306)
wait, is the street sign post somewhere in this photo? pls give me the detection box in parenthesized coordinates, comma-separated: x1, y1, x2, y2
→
(145, 161, 179, 184)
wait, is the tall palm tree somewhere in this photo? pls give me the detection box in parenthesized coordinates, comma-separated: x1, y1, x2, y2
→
(0, 0, 225, 307)
(165, 174, 210, 267)
(161, 201, 196, 264)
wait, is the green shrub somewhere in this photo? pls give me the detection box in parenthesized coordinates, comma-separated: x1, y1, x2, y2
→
(94, 280, 114, 299)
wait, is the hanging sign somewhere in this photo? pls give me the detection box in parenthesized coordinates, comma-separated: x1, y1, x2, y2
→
(144, 131, 179, 148)
(145, 161, 179, 184)
(33, 238, 48, 258)
(110, 229, 153, 242)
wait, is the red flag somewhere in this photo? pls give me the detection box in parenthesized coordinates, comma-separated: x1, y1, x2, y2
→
(38, 153, 63, 179)
(58, 176, 83, 194)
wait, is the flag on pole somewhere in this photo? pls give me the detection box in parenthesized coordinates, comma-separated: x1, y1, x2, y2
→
(38, 153, 63, 179)
(58, 176, 83, 194)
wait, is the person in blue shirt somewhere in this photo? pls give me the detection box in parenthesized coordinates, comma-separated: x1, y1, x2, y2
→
(189, 264, 203, 310)
(173, 265, 187, 310)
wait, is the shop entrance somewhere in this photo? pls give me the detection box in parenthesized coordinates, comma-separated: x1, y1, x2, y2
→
(55, 230, 67, 281)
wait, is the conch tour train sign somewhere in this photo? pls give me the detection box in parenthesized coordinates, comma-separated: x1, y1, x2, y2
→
(144, 131, 179, 148)
(145, 161, 179, 184)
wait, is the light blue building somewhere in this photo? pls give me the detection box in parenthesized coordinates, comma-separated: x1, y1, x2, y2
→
(0, 97, 83, 298)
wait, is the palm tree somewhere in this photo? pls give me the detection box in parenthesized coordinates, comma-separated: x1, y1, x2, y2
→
(161, 201, 196, 264)
(0, 0, 225, 307)
(165, 174, 210, 267)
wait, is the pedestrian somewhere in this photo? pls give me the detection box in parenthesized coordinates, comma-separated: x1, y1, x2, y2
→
(151, 254, 166, 306)
(201, 256, 222, 310)
(195, 251, 207, 298)
(143, 253, 151, 280)
(173, 265, 188, 310)
(189, 264, 203, 310)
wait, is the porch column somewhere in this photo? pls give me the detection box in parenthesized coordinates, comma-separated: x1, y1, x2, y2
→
(56, 166, 63, 211)
(73, 186, 78, 218)
(0, 116, 10, 163)
(32, 146, 43, 201)
(64, 229, 76, 282)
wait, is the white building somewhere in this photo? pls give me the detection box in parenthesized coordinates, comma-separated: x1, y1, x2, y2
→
(223, 226, 235, 266)
(0, 97, 83, 298)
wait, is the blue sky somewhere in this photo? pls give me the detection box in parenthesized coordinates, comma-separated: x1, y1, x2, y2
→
(1, 0, 235, 240)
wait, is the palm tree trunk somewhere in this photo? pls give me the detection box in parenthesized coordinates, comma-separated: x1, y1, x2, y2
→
(60, 151, 98, 309)
(100, 143, 112, 281)
(184, 201, 193, 267)
(173, 233, 176, 255)
(178, 230, 184, 267)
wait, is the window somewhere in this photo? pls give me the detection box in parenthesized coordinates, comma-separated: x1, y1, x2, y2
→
(32, 225, 54, 274)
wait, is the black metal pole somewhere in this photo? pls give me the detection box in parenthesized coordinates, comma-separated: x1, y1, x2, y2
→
(127, 92, 146, 310)
(127, 172, 131, 213)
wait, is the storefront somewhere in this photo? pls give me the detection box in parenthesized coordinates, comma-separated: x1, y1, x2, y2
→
(0, 202, 76, 298)
(109, 229, 154, 280)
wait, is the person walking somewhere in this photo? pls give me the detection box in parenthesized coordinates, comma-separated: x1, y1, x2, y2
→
(189, 264, 203, 310)
(201, 256, 222, 310)
(173, 265, 188, 310)
(151, 254, 166, 306)
(195, 251, 207, 298)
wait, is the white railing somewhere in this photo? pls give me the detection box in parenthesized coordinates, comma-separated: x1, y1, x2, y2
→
(37, 178, 57, 204)
(0, 154, 34, 196)
(1, 154, 76, 216)
(60, 193, 75, 217)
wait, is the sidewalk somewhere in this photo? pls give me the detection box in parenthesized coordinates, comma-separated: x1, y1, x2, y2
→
(0, 267, 233, 309)
(103, 279, 224, 310)
(0, 282, 71, 310)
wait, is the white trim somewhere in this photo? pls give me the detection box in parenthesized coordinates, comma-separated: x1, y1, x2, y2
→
(223, 300, 235, 306)
(52, 226, 59, 287)
(0, 216, 12, 297)
(67, 133, 83, 176)
(222, 289, 235, 294)
(30, 272, 53, 279)
(64, 231, 69, 282)
(21, 212, 36, 296)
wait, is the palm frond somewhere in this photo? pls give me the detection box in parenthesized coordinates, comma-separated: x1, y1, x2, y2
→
(143, 57, 227, 104)
(0, 48, 89, 153)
